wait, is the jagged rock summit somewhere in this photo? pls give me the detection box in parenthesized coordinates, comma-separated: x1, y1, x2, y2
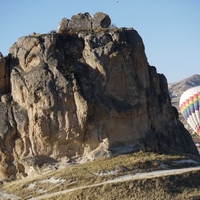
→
(0, 12, 198, 181)
(58, 12, 111, 33)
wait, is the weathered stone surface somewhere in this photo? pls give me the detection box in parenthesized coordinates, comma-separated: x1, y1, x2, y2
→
(92, 12, 111, 28)
(0, 52, 9, 94)
(0, 13, 198, 180)
(69, 12, 92, 29)
(58, 12, 111, 33)
(0, 101, 17, 180)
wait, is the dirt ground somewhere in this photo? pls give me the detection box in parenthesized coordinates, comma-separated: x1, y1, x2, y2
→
(60, 170, 200, 200)
(29, 167, 200, 200)
(2, 151, 200, 200)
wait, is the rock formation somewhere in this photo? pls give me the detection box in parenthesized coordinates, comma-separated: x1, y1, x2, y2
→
(58, 12, 111, 33)
(0, 12, 198, 181)
(0, 53, 9, 94)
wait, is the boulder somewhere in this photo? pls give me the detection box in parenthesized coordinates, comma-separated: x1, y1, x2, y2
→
(69, 12, 92, 29)
(92, 12, 111, 28)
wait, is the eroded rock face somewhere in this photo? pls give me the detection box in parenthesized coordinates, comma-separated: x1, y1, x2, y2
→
(0, 13, 198, 180)
(0, 53, 9, 94)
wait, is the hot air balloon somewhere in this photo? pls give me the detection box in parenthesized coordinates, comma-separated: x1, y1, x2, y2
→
(179, 86, 200, 135)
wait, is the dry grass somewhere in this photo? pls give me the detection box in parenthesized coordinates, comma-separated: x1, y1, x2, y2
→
(58, 171, 200, 200)
(1, 151, 200, 199)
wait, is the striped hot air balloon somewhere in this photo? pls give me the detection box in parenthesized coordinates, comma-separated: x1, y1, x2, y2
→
(179, 86, 200, 135)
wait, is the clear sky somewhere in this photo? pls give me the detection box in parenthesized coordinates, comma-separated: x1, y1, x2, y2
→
(0, 0, 199, 83)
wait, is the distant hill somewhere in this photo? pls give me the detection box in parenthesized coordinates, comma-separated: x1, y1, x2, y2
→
(168, 74, 200, 137)
(168, 74, 200, 109)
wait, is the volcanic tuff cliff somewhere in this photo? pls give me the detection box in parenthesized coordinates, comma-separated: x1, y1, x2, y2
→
(0, 12, 198, 181)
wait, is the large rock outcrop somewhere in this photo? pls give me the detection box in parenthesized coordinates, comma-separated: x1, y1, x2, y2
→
(0, 12, 198, 180)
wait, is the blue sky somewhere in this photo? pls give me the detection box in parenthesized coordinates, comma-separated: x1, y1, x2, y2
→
(0, 0, 199, 83)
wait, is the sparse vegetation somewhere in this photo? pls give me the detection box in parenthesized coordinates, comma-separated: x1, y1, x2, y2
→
(2, 151, 200, 199)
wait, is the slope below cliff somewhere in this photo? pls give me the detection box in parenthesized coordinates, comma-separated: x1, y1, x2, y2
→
(0, 12, 198, 181)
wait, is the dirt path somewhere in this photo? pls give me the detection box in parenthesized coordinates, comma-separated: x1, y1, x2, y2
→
(29, 166, 200, 200)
